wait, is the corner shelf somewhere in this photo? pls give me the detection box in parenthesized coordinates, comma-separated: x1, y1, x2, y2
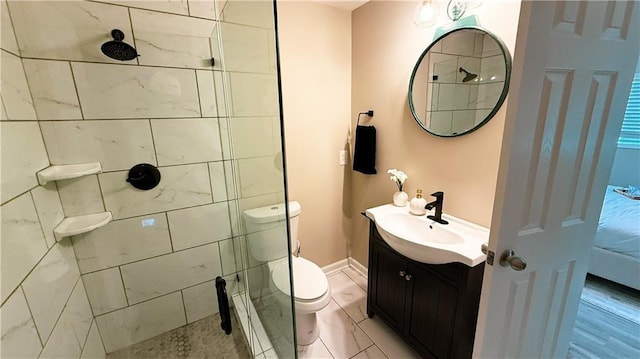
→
(54, 212, 112, 242)
(37, 162, 102, 185)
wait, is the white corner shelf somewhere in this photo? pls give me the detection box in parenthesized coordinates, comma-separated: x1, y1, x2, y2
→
(54, 212, 112, 242)
(37, 162, 102, 185)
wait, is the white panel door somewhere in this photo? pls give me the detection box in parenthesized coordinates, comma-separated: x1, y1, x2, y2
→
(474, 1, 639, 358)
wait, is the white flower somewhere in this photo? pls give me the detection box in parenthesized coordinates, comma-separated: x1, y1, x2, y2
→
(387, 169, 407, 191)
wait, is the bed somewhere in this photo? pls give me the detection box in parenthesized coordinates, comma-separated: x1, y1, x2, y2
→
(588, 185, 640, 290)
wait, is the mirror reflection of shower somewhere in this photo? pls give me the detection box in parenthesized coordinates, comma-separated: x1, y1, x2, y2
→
(459, 66, 477, 82)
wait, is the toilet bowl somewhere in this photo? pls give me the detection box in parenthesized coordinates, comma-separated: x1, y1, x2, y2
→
(243, 201, 331, 345)
(270, 256, 331, 345)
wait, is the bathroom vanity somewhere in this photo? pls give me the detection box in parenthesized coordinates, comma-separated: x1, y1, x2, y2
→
(367, 221, 484, 359)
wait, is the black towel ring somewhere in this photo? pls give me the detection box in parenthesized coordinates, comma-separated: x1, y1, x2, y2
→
(357, 110, 374, 126)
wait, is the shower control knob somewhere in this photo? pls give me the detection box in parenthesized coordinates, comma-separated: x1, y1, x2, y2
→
(126, 163, 161, 190)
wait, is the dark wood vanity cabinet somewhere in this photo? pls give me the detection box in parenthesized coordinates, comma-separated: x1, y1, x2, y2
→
(367, 221, 484, 359)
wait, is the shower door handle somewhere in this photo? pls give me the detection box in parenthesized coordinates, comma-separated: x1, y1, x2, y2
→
(215, 276, 232, 335)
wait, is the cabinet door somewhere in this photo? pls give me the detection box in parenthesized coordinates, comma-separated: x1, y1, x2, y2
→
(370, 237, 409, 332)
(406, 263, 458, 359)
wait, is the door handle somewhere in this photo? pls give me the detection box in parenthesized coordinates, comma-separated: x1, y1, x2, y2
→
(481, 243, 488, 254)
(500, 249, 527, 271)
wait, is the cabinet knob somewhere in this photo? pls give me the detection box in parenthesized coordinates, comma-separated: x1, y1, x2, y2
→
(399, 270, 406, 277)
(405, 274, 412, 281)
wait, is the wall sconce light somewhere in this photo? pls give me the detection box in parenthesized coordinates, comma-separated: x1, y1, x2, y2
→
(413, 0, 440, 27)
(413, 0, 482, 27)
(446, 0, 482, 21)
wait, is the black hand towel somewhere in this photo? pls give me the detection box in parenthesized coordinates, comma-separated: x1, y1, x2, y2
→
(353, 125, 377, 175)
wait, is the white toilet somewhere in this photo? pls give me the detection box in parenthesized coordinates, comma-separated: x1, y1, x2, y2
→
(243, 201, 331, 346)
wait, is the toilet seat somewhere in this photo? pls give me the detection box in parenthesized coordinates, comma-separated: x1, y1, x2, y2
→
(271, 256, 331, 313)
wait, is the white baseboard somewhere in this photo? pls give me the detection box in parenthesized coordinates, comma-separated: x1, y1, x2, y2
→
(321, 257, 368, 278)
(348, 257, 368, 277)
(321, 258, 349, 276)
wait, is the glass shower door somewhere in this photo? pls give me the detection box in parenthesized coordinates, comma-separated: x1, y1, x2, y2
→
(214, 0, 297, 357)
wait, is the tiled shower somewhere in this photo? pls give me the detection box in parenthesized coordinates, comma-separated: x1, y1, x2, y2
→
(0, 0, 294, 358)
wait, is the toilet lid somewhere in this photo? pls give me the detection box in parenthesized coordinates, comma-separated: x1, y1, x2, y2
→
(272, 257, 328, 301)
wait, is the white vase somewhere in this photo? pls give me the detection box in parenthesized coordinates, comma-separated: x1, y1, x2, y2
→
(392, 191, 409, 206)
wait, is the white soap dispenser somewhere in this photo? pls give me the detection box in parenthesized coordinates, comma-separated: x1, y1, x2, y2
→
(409, 189, 427, 215)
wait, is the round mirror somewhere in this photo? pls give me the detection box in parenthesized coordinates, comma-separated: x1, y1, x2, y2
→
(409, 27, 511, 137)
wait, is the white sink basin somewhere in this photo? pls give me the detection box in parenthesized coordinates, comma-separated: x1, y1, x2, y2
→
(365, 204, 488, 266)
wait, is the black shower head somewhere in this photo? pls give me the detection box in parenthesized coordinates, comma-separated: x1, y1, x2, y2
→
(101, 29, 139, 61)
(459, 67, 478, 83)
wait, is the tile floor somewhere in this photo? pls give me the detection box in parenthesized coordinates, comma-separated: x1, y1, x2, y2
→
(295, 266, 420, 359)
(98, 265, 640, 359)
(103, 267, 640, 359)
(104, 265, 419, 359)
(106, 313, 250, 359)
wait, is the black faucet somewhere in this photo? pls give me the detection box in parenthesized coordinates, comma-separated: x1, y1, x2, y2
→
(425, 191, 449, 224)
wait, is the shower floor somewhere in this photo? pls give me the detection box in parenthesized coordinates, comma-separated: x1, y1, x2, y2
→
(106, 312, 250, 359)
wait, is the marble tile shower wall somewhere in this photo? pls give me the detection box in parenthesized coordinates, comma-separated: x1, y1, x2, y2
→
(1, 0, 105, 357)
(1, 0, 283, 355)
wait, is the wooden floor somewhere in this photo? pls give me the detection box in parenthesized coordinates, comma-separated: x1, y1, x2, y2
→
(568, 275, 640, 359)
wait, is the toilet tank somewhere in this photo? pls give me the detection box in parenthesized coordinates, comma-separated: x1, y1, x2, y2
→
(243, 201, 301, 262)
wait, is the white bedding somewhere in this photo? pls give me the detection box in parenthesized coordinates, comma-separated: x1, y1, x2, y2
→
(594, 186, 640, 259)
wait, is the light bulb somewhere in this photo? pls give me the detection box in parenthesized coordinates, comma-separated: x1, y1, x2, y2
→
(413, 0, 440, 27)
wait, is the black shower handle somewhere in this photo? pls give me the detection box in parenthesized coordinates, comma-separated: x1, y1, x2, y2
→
(126, 174, 146, 182)
(216, 277, 232, 335)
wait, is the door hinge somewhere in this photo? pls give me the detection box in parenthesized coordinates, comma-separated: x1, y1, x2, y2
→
(486, 250, 495, 265)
